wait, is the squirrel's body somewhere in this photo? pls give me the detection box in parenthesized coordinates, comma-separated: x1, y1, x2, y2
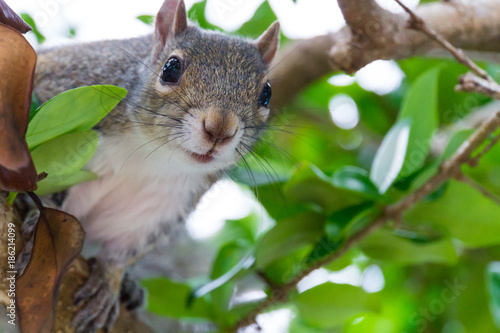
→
(31, 0, 280, 331)
(60, 130, 214, 260)
(36, 35, 211, 260)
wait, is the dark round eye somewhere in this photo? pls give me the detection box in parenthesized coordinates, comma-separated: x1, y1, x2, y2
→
(259, 82, 272, 107)
(160, 56, 183, 84)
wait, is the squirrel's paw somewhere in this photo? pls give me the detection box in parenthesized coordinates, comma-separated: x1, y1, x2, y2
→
(72, 258, 122, 333)
(120, 272, 146, 311)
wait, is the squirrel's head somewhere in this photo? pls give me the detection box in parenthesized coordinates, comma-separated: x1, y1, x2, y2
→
(136, 0, 279, 173)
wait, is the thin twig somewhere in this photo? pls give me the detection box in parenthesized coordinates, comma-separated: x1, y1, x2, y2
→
(455, 173, 500, 206)
(394, 0, 491, 81)
(456, 72, 500, 100)
(468, 129, 500, 166)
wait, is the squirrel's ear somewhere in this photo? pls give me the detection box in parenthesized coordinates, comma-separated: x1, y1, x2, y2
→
(154, 0, 188, 57)
(255, 21, 280, 65)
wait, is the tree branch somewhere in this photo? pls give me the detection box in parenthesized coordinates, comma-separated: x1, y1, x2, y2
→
(271, 0, 500, 110)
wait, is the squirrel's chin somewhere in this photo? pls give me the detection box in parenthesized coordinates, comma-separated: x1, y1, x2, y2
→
(168, 149, 235, 174)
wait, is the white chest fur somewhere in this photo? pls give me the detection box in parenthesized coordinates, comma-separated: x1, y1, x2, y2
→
(62, 133, 210, 260)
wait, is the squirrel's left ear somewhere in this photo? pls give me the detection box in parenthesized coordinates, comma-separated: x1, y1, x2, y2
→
(255, 21, 280, 65)
(154, 0, 188, 57)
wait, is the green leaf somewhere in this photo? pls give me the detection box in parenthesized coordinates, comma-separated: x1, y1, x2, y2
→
(486, 262, 500, 329)
(229, 165, 288, 187)
(294, 283, 370, 328)
(31, 131, 98, 178)
(285, 162, 366, 213)
(325, 202, 377, 239)
(188, 0, 221, 31)
(30, 93, 41, 115)
(256, 212, 326, 268)
(20, 13, 46, 44)
(370, 119, 411, 194)
(289, 316, 332, 333)
(35, 170, 97, 197)
(359, 229, 457, 265)
(405, 180, 500, 247)
(247, 182, 295, 221)
(191, 247, 254, 305)
(331, 166, 380, 199)
(263, 246, 313, 285)
(371, 68, 441, 194)
(324, 248, 360, 272)
(463, 130, 500, 198)
(27, 85, 126, 149)
(235, 1, 278, 37)
(212, 213, 261, 248)
(191, 244, 254, 326)
(397, 67, 440, 177)
(391, 228, 443, 244)
(141, 278, 211, 319)
(137, 15, 154, 25)
(410, 129, 474, 192)
(305, 236, 342, 265)
(442, 129, 474, 160)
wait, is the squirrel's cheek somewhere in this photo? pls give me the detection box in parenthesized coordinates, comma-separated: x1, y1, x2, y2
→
(155, 80, 178, 94)
(258, 107, 270, 122)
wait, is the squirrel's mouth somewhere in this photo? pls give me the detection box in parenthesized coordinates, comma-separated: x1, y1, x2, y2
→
(185, 150, 214, 164)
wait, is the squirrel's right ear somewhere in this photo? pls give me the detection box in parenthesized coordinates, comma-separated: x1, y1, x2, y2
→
(154, 0, 188, 57)
(255, 21, 280, 65)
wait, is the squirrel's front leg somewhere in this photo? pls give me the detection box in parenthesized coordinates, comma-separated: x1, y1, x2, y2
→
(72, 257, 125, 333)
(71, 230, 165, 332)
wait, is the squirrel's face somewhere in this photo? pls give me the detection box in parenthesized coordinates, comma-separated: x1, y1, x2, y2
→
(135, 0, 279, 174)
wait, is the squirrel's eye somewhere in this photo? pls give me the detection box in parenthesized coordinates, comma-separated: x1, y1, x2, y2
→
(259, 82, 272, 107)
(160, 56, 183, 84)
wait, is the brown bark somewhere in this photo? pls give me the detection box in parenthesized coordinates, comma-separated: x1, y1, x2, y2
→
(271, 0, 500, 110)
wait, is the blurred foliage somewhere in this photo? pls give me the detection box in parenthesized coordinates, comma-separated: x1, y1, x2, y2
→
(20, 13, 45, 44)
(138, 2, 500, 332)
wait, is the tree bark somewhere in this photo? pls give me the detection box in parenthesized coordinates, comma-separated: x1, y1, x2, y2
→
(271, 0, 500, 111)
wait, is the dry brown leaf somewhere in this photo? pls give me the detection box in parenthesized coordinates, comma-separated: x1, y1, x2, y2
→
(17, 208, 85, 333)
(0, 0, 31, 33)
(0, 23, 38, 192)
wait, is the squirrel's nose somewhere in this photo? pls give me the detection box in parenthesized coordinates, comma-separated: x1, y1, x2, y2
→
(203, 111, 238, 145)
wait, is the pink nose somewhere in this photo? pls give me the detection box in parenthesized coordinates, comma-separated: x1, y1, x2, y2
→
(203, 111, 238, 145)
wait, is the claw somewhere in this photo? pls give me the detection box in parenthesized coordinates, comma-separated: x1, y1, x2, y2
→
(120, 272, 146, 312)
(72, 258, 124, 333)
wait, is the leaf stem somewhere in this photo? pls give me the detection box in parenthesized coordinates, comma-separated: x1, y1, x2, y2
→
(6, 192, 18, 206)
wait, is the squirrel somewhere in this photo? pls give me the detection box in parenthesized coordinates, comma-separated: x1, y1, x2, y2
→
(31, 0, 280, 332)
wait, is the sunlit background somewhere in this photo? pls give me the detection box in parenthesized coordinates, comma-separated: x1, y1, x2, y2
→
(6, 0, 421, 332)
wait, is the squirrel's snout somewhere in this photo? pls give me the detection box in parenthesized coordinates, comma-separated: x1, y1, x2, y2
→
(202, 110, 239, 145)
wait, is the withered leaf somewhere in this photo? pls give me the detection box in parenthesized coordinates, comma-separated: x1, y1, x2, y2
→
(0, 23, 38, 192)
(0, 0, 32, 33)
(17, 208, 85, 333)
